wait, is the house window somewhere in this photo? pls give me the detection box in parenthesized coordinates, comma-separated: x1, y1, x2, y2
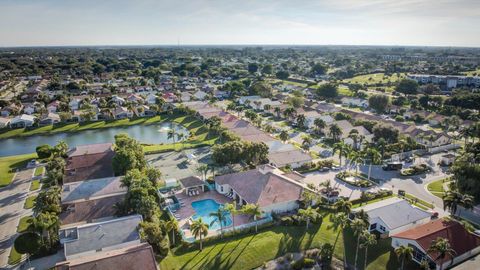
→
(220, 186, 223, 192)
(379, 225, 386, 232)
(369, 223, 377, 230)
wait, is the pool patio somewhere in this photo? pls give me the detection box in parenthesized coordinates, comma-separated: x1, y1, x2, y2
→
(171, 190, 254, 239)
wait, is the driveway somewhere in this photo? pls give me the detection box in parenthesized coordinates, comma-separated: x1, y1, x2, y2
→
(0, 168, 34, 268)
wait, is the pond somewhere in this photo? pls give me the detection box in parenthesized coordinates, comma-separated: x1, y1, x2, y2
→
(0, 122, 189, 157)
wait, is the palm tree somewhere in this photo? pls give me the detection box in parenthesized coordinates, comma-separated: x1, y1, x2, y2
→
(348, 129, 360, 150)
(296, 114, 306, 128)
(167, 127, 177, 148)
(330, 212, 348, 264)
(223, 202, 237, 233)
(351, 219, 366, 270)
(333, 198, 352, 214)
(196, 164, 209, 180)
(428, 237, 456, 270)
(329, 124, 342, 142)
(333, 141, 349, 168)
(209, 207, 228, 238)
(313, 118, 326, 135)
(443, 190, 474, 216)
(164, 219, 179, 246)
(274, 107, 281, 119)
(298, 207, 318, 230)
(348, 150, 363, 178)
(279, 130, 289, 143)
(241, 203, 263, 233)
(190, 218, 209, 251)
(395, 245, 414, 270)
(360, 231, 377, 270)
(302, 136, 312, 151)
(29, 211, 60, 246)
(176, 133, 185, 150)
(363, 148, 381, 181)
(376, 138, 387, 160)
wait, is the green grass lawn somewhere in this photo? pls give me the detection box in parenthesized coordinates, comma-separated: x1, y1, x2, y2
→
(462, 69, 480, 76)
(17, 216, 32, 233)
(0, 153, 37, 187)
(34, 166, 45, 177)
(0, 115, 165, 140)
(143, 115, 218, 153)
(405, 193, 434, 210)
(427, 179, 448, 199)
(8, 245, 22, 265)
(352, 194, 394, 208)
(342, 73, 406, 85)
(24, 195, 36, 209)
(30, 180, 40, 191)
(160, 213, 404, 270)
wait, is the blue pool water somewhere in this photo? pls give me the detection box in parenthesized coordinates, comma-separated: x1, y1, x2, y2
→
(191, 199, 232, 230)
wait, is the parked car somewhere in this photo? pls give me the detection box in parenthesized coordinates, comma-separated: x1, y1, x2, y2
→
(382, 162, 403, 171)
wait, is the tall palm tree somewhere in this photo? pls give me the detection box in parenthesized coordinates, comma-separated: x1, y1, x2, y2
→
(167, 127, 177, 148)
(333, 141, 349, 168)
(330, 212, 348, 264)
(313, 118, 326, 135)
(274, 107, 281, 119)
(360, 231, 377, 270)
(443, 190, 474, 216)
(362, 148, 382, 181)
(29, 211, 60, 246)
(428, 237, 456, 270)
(296, 114, 306, 128)
(176, 133, 185, 150)
(190, 218, 209, 251)
(298, 207, 318, 230)
(302, 136, 312, 151)
(196, 164, 209, 180)
(223, 202, 237, 233)
(348, 150, 363, 178)
(279, 130, 289, 143)
(241, 203, 263, 233)
(209, 207, 228, 238)
(329, 124, 342, 142)
(351, 219, 366, 270)
(333, 198, 352, 214)
(164, 219, 179, 246)
(395, 245, 414, 270)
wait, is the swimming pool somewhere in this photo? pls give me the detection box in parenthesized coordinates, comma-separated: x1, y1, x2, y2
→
(191, 199, 232, 230)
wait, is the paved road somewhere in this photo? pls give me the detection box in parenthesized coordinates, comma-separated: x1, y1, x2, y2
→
(0, 168, 34, 268)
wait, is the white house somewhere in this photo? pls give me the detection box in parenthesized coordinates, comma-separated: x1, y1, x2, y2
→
(10, 114, 36, 128)
(146, 93, 157, 105)
(69, 99, 81, 111)
(238, 95, 261, 106)
(193, 90, 208, 100)
(111, 95, 126, 105)
(351, 197, 432, 237)
(0, 117, 10, 128)
(304, 111, 335, 129)
(23, 104, 36, 115)
(341, 97, 368, 108)
(214, 165, 305, 214)
(47, 100, 61, 113)
(391, 219, 480, 270)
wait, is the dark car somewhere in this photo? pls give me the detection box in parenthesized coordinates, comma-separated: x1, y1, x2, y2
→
(382, 162, 403, 171)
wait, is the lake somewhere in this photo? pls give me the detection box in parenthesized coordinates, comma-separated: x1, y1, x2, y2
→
(0, 122, 189, 157)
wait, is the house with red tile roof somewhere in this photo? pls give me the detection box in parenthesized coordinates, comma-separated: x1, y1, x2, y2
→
(64, 143, 115, 183)
(391, 219, 480, 270)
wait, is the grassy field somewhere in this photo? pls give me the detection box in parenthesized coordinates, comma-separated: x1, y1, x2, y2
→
(0, 115, 165, 140)
(342, 73, 406, 85)
(427, 179, 448, 199)
(0, 153, 37, 187)
(30, 180, 40, 191)
(34, 166, 44, 177)
(24, 195, 36, 209)
(143, 115, 218, 153)
(352, 195, 394, 209)
(405, 193, 434, 210)
(17, 216, 32, 233)
(160, 212, 405, 270)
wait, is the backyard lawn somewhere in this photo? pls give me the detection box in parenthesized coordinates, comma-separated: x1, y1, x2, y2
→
(143, 115, 218, 154)
(0, 153, 37, 187)
(17, 216, 32, 233)
(342, 73, 406, 85)
(160, 213, 404, 270)
(24, 195, 36, 209)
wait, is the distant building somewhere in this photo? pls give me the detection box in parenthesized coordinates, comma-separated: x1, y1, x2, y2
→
(408, 74, 480, 91)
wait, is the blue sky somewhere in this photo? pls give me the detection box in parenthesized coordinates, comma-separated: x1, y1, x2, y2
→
(1, 0, 479, 47)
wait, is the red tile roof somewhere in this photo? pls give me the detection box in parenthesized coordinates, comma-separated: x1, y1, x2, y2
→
(392, 219, 480, 265)
(65, 144, 115, 183)
(60, 194, 125, 226)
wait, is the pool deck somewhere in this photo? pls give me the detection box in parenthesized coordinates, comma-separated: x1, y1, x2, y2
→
(174, 190, 252, 239)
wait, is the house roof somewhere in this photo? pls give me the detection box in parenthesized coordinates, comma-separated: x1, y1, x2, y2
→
(179, 176, 205, 188)
(67, 143, 113, 157)
(392, 219, 480, 265)
(62, 176, 126, 203)
(65, 144, 115, 183)
(268, 150, 313, 168)
(215, 165, 304, 207)
(56, 243, 158, 270)
(61, 215, 142, 259)
(60, 194, 125, 226)
(355, 197, 431, 230)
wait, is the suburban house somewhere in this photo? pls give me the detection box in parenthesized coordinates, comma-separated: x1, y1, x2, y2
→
(113, 106, 133, 119)
(0, 117, 11, 128)
(303, 110, 335, 129)
(55, 243, 158, 270)
(193, 90, 208, 100)
(215, 165, 306, 214)
(111, 95, 126, 105)
(351, 197, 432, 236)
(47, 100, 61, 113)
(39, 112, 61, 126)
(391, 219, 480, 270)
(341, 97, 368, 108)
(146, 93, 157, 104)
(69, 99, 81, 110)
(64, 143, 115, 183)
(60, 176, 126, 226)
(1, 104, 23, 117)
(9, 114, 36, 128)
(268, 150, 313, 169)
